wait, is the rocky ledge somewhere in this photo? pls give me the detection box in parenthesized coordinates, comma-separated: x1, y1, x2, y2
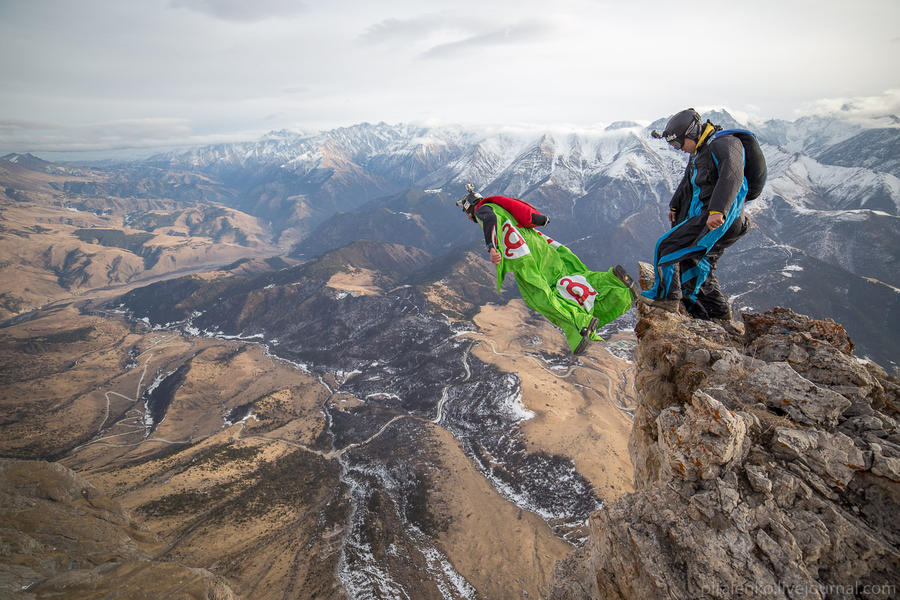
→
(551, 273, 900, 599)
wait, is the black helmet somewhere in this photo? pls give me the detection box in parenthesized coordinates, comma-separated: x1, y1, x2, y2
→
(658, 108, 702, 149)
(456, 183, 483, 216)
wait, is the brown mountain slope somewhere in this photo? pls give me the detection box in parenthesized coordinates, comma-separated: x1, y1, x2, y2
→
(0, 458, 237, 599)
(0, 159, 279, 320)
(0, 288, 638, 598)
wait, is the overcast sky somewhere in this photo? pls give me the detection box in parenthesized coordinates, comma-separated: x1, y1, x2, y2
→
(1, 0, 898, 155)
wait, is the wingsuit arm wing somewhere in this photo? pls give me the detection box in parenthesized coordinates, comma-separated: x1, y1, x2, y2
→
(707, 136, 746, 215)
(475, 204, 496, 248)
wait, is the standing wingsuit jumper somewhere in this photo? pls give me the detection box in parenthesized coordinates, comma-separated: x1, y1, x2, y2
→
(643, 108, 767, 318)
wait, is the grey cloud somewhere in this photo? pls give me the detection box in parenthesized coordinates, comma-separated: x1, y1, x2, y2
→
(796, 90, 900, 127)
(421, 20, 554, 59)
(168, 0, 306, 22)
(359, 13, 461, 45)
(0, 119, 67, 135)
(0, 118, 200, 152)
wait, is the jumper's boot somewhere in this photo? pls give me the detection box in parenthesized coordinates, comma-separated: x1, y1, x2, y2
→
(637, 296, 681, 313)
(613, 265, 641, 303)
(574, 317, 599, 355)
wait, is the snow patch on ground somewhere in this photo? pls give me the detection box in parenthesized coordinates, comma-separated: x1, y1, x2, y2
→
(142, 368, 176, 435)
(335, 369, 362, 381)
(338, 462, 412, 600)
(224, 411, 257, 427)
(419, 546, 478, 600)
(365, 392, 401, 402)
(500, 376, 534, 422)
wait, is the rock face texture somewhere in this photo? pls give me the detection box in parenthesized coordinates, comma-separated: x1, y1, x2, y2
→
(0, 459, 237, 600)
(551, 299, 900, 599)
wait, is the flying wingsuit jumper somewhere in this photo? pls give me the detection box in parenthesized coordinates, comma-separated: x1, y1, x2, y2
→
(458, 185, 635, 354)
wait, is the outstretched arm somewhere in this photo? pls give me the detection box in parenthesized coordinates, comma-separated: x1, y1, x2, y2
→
(475, 205, 497, 250)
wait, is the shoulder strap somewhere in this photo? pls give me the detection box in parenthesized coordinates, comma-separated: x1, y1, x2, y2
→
(710, 128, 757, 142)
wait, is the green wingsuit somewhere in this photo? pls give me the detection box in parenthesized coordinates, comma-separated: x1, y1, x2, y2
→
(480, 204, 633, 352)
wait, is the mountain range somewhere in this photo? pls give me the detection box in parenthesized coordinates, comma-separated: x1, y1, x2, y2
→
(14, 109, 890, 370)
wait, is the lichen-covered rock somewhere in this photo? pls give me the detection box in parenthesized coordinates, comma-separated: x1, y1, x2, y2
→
(772, 427, 868, 488)
(550, 296, 900, 600)
(657, 390, 748, 481)
(747, 361, 851, 428)
(870, 441, 900, 482)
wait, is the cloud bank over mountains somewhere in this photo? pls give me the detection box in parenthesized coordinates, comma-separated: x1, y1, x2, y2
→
(796, 89, 900, 126)
(0, 1, 897, 155)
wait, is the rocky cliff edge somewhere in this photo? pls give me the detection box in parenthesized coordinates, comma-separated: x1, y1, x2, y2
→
(551, 266, 900, 599)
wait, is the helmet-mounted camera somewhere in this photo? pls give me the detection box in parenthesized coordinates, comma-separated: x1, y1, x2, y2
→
(653, 108, 702, 150)
(456, 183, 483, 215)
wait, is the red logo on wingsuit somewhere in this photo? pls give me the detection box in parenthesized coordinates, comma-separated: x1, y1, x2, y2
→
(557, 275, 597, 312)
(536, 230, 561, 248)
(501, 221, 530, 259)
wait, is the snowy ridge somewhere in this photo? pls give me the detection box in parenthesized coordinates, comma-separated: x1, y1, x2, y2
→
(145, 114, 898, 230)
(765, 148, 900, 214)
(147, 120, 689, 199)
(338, 459, 412, 600)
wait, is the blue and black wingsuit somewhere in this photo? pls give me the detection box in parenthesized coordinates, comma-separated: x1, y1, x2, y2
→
(643, 126, 767, 319)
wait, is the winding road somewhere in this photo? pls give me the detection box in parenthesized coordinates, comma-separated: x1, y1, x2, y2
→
(66, 321, 636, 471)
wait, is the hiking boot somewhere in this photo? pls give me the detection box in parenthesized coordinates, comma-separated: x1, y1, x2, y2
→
(612, 265, 641, 302)
(711, 316, 744, 336)
(637, 296, 681, 313)
(573, 317, 599, 355)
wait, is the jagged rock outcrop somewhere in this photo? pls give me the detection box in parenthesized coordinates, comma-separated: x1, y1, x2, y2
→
(551, 282, 900, 599)
(0, 459, 237, 600)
